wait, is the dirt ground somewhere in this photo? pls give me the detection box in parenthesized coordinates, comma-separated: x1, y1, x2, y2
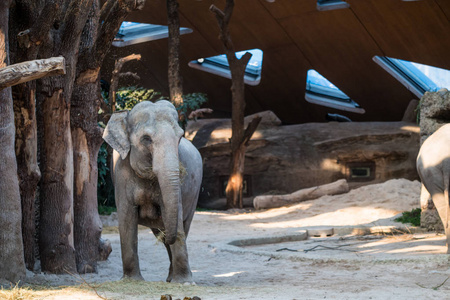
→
(21, 178, 450, 299)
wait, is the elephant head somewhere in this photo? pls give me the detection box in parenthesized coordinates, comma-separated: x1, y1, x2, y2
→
(103, 100, 184, 245)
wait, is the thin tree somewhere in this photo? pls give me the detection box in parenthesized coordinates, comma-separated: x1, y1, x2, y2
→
(167, 0, 184, 121)
(210, 1, 261, 209)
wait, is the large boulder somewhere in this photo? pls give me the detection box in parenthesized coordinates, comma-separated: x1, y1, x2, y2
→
(187, 112, 420, 209)
(418, 89, 450, 231)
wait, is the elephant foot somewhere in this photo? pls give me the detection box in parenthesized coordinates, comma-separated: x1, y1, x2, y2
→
(167, 273, 193, 284)
(77, 262, 97, 274)
(122, 273, 145, 281)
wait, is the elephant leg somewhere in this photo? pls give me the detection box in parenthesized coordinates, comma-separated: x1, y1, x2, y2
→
(430, 191, 450, 254)
(118, 200, 143, 280)
(167, 235, 192, 283)
(153, 229, 192, 283)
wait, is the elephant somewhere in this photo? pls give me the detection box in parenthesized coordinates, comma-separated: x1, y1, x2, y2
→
(103, 100, 203, 282)
(416, 123, 450, 254)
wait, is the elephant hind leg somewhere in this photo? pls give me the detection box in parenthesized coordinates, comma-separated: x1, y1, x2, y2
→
(430, 191, 450, 253)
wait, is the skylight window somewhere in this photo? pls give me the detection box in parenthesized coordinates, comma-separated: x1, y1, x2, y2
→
(113, 22, 193, 47)
(317, 0, 350, 11)
(188, 49, 263, 86)
(305, 69, 365, 114)
(373, 56, 450, 98)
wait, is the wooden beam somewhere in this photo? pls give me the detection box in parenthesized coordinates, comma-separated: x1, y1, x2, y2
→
(0, 57, 65, 90)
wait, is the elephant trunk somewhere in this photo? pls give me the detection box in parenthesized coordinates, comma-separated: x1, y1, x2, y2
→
(153, 150, 181, 245)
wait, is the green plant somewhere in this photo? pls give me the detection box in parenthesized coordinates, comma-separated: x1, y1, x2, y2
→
(175, 92, 208, 128)
(97, 143, 115, 210)
(115, 86, 162, 110)
(98, 205, 117, 216)
(395, 208, 421, 226)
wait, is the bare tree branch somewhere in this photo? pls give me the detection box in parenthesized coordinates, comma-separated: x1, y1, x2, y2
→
(109, 53, 141, 112)
(99, 0, 116, 22)
(95, 0, 145, 62)
(243, 116, 262, 146)
(188, 108, 213, 120)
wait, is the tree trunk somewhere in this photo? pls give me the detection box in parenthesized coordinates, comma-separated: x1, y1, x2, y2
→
(71, 0, 146, 273)
(210, 1, 261, 209)
(13, 81, 41, 271)
(37, 89, 77, 274)
(37, 0, 95, 274)
(0, 0, 27, 283)
(167, 0, 183, 111)
(9, 0, 63, 271)
(71, 78, 104, 273)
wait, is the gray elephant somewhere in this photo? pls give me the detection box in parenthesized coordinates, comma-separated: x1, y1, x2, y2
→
(103, 100, 202, 282)
(417, 123, 450, 254)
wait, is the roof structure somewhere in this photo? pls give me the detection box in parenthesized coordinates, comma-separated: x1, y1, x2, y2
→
(103, 0, 450, 124)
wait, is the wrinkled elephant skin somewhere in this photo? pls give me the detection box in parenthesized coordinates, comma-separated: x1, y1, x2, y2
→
(103, 100, 203, 282)
(417, 123, 450, 254)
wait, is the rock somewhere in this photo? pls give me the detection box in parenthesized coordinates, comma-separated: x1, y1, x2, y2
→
(418, 90, 450, 229)
(100, 212, 118, 227)
(185, 110, 281, 148)
(402, 99, 419, 123)
(195, 121, 420, 209)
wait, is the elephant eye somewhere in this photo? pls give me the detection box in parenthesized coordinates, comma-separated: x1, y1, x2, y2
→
(141, 135, 152, 144)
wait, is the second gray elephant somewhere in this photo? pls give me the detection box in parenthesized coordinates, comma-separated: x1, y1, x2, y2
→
(417, 123, 450, 254)
(103, 100, 202, 282)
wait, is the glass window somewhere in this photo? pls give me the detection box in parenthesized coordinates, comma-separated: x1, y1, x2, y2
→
(373, 56, 450, 98)
(113, 22, 193, 47)
(317, 0, 350, 11)
(305, 69, 365, 114)
(188, 49, 263, 86)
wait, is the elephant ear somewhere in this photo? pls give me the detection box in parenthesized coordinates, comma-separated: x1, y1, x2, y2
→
(103, 111, 130, 159)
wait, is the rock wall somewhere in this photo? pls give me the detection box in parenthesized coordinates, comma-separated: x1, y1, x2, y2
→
(418, 89, 450, 231)
(186, 112, 420, 209)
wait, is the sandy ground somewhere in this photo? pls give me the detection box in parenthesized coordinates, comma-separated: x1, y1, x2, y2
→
(23, 178, 450, 300)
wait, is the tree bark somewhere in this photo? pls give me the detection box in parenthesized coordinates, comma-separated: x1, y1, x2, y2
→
(253, 179, 350, 210)
(71, 0, 146, 273)
(167, 0, 183, 110)
(210, 1, 261, 209)
(0, 0, 26, 283)
(37, 0, 94, 274)
(9, 0, 63, 271)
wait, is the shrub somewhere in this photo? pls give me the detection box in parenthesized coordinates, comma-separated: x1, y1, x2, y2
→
(394, 208, 421, 227)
